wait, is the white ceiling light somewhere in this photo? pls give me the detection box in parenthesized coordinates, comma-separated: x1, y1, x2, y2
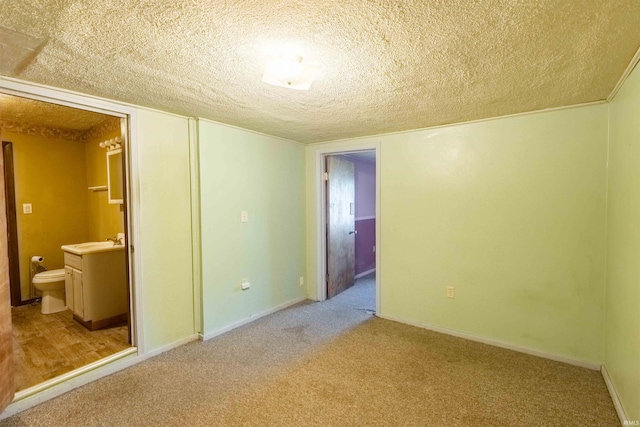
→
(261, 54, 322, 90)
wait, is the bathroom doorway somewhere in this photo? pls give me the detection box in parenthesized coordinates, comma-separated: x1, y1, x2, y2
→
(0, 93, 134, 393)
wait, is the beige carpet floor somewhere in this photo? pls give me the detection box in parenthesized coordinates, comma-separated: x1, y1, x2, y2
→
(0, 273, 618, 426)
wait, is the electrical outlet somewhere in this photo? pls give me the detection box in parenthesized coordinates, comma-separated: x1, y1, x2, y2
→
(299, 276, 304, 287)
(23, 203, 32, 214)
(241, 278, 250, 290)
(446, 286, 455, 299)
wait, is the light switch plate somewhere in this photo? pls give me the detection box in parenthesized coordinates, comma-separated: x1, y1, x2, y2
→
(23, 203, 32, 214)
(241, 211, 248, 223)
(241, 278, 250, 290)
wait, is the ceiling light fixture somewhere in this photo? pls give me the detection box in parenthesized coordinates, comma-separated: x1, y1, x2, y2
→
(261, 54, 321, 90)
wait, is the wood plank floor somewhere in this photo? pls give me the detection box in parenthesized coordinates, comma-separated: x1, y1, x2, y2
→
(11, 303, 129, 392)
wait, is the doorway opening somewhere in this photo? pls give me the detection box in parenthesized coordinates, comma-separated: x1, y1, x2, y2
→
(0, 92, 135, 393)
(323, 150, 377, 314)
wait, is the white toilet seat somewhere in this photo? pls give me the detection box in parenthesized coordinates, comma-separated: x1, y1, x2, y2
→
(33, 268, 65, 284)
(32, 268, 66, 314)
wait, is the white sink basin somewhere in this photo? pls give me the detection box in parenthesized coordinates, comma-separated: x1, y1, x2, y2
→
(61, 241, 124, 255)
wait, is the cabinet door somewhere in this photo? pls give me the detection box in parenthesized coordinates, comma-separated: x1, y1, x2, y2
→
(64, 266, 74, 312)
(72, 269, 83, 318)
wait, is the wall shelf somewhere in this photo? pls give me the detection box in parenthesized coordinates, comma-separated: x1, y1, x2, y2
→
(88, 185, 107, 192)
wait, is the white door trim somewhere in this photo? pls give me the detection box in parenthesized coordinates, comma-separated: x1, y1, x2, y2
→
(188, 118, 202, 335)
(0, 77, 144, 355)
(314, 143, 381, 315)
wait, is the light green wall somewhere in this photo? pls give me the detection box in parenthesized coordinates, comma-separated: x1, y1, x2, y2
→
(306, 104, 609, 364)
(136, 110, 195, 351)
(199, 120, 306, 335)
(605, 63, 640, 421)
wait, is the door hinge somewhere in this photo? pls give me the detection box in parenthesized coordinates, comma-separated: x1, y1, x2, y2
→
(323, 172, 329, 181)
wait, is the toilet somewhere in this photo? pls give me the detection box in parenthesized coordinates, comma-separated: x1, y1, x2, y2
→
(32, 269, 66, 314)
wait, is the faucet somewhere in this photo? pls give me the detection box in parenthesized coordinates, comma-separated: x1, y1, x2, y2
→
(106, 236, 123, 246)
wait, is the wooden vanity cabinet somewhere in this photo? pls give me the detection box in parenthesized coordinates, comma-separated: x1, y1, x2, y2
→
(63, 250, 127, 330)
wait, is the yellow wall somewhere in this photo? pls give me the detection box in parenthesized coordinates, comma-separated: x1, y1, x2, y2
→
(605, 63, 640, 421)
(306, 104, 609, 364)
(136, 110, 195, 351)
(5, 131, 89, 300)
(85, 128, 125, 241)
(198, 120, 306, 335)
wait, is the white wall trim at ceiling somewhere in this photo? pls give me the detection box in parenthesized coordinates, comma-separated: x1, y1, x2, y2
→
(377, 313, 602, 371)
(196, 117, 304, 146)
(199, 296, 307, 341)
(308, 100, 607, 146)
(0, 76, 191, 120)
(607, 45, 640, 102)
(601, 365, 630, 426)
(0, 77, 129, 118)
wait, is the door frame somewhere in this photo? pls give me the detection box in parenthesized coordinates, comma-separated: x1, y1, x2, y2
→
(2, 141, 23, 306)
(0, 77, 144, 377)
(314, 143, 381, 315)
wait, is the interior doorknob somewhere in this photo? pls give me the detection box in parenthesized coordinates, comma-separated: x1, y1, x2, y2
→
(349, 230, 357, 235)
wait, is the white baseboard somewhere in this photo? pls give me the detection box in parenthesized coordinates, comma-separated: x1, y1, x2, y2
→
(377, 313, 601, 370)
(355, 268, 376, 279)
(138, 334, 199, 361)
(200, 296, 307, 341)
(0, 351, 137, 421)
(0, 334, 198, 421)
(602, 365, 629, 426)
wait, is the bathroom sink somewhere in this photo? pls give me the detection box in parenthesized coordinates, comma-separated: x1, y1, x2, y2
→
(61, 241, 124, 255)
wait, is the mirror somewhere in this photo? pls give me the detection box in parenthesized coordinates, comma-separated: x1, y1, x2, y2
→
(107, 148, 124, 204)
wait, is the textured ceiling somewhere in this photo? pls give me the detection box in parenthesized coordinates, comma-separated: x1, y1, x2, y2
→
(1, 1, 640, 143)
(0, 94, 110, 131)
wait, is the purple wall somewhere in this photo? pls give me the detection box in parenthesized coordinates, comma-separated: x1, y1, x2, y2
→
(353, 158, 376, 275)
(354, 159, 376, 219)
